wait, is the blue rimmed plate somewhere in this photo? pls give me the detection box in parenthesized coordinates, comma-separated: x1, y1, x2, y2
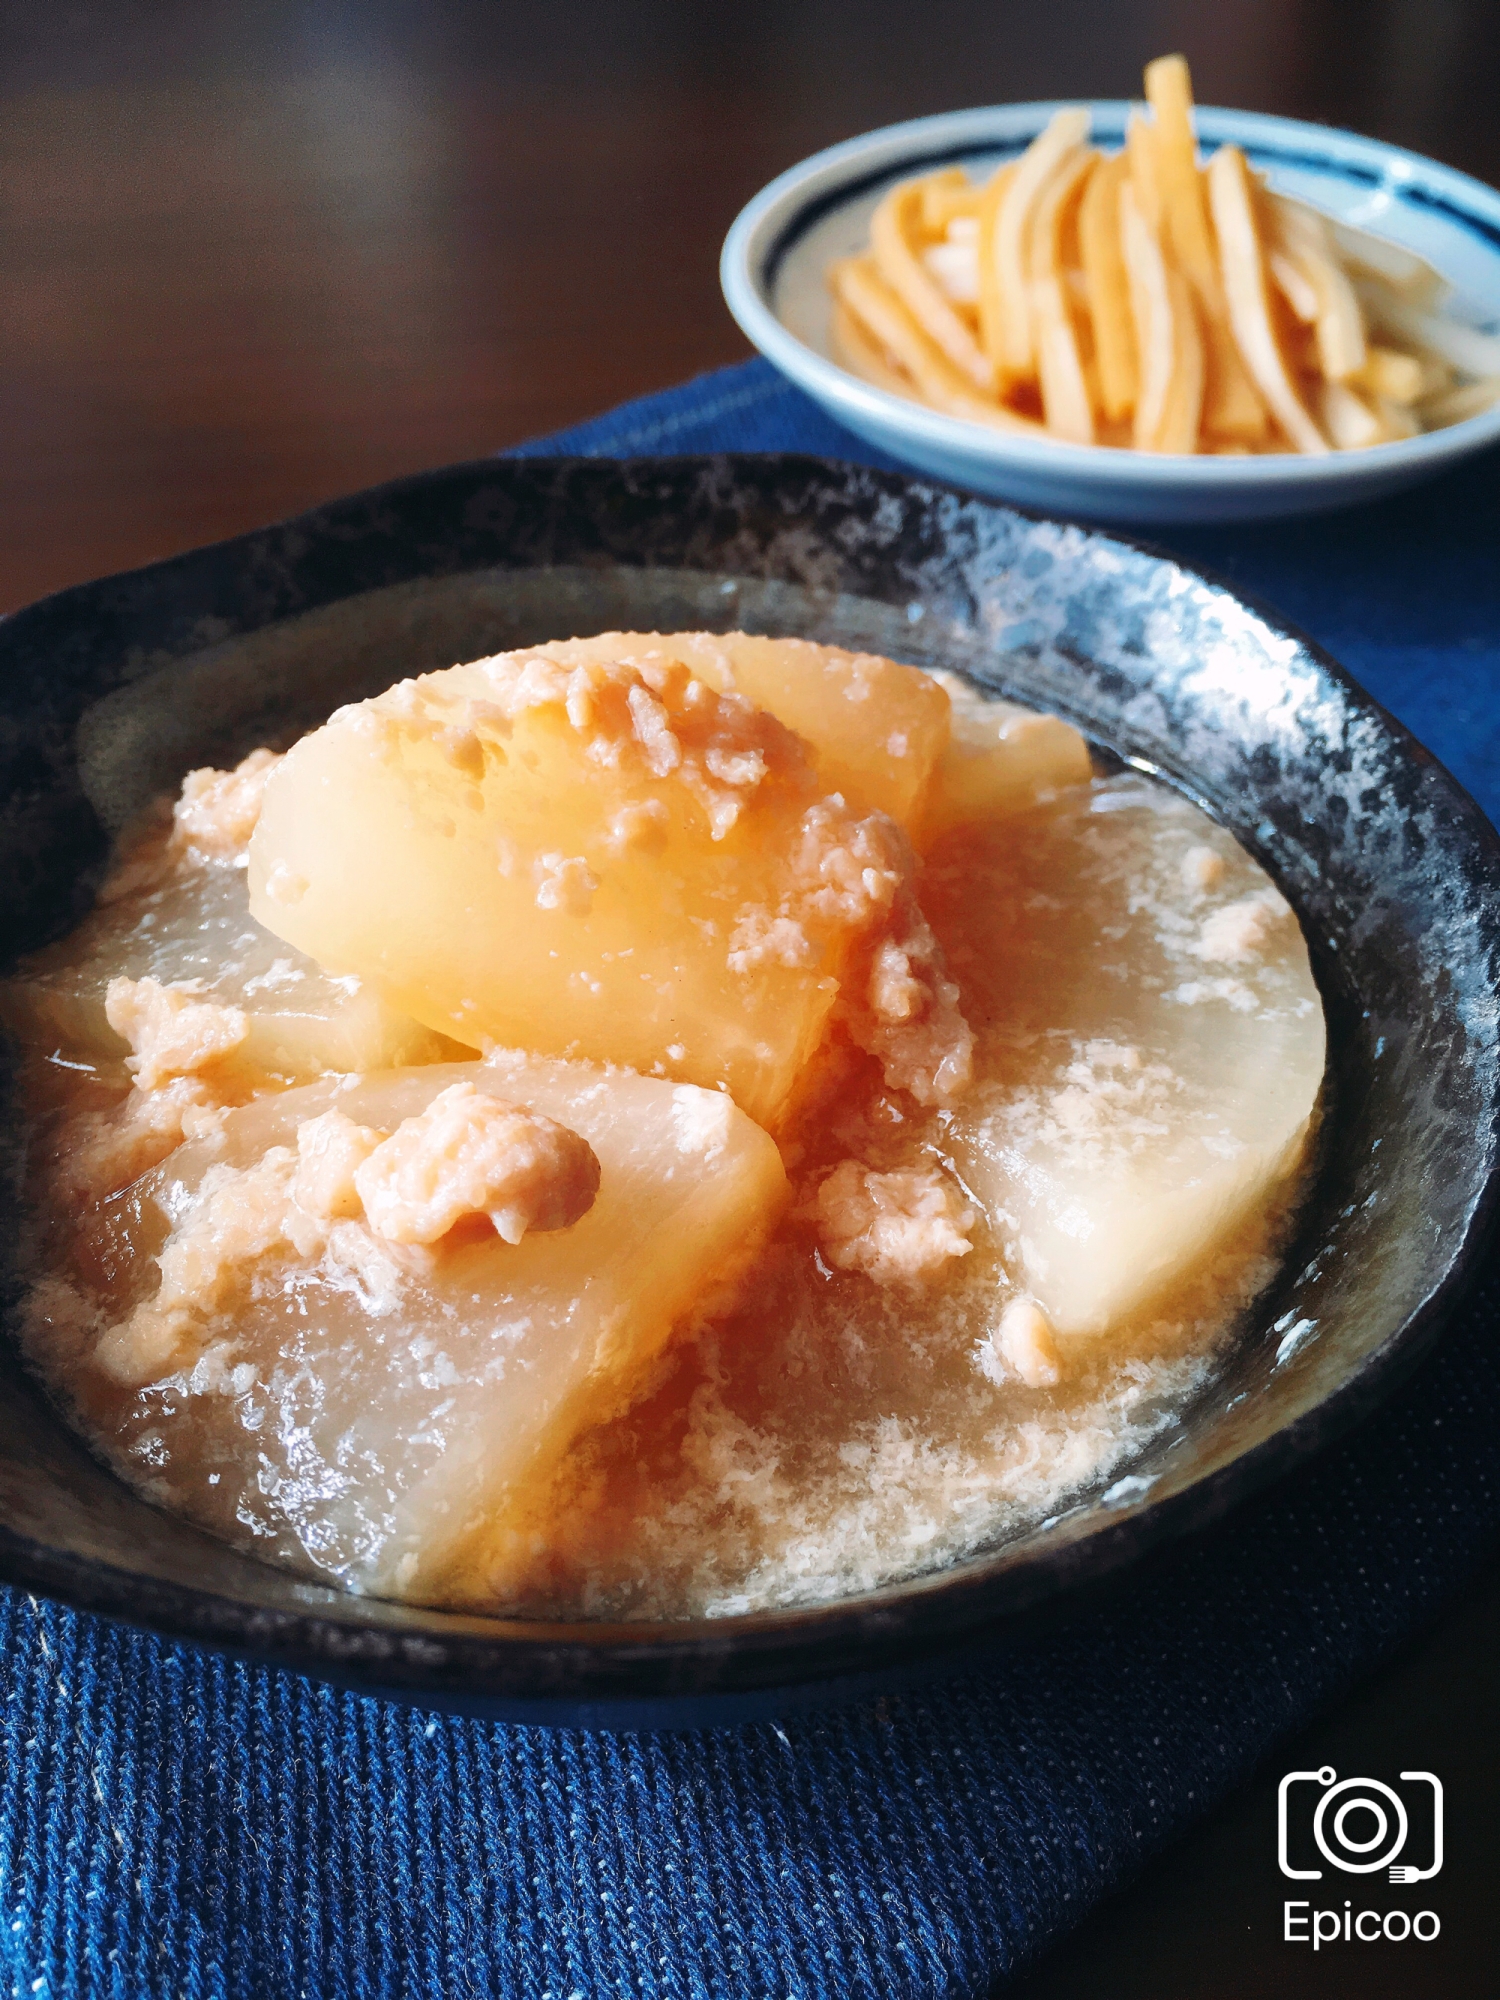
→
(721, 104, 1500, 524)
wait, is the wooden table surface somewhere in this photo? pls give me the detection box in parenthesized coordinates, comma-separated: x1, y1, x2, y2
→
(5, 0, 1500, 615)
(3, 4, 1497, 1994)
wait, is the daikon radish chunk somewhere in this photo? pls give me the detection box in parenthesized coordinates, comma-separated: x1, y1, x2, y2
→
(927, 773, 1324, 1340)
(919, 673, 1092, 842)
(506, 630, 952, 831)
(43, 1056, 788, 1603)
(248, 648, 957, 1128)
(0, 817, 446, 1082)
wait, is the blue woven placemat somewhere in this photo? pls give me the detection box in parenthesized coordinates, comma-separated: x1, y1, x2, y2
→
(4, 360, 1498, 1999)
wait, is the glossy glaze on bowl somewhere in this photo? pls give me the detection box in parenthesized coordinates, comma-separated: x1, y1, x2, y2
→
(1, 455, 1496, 1725)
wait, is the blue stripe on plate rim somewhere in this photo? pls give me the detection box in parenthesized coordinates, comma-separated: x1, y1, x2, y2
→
(755, 103, 1500, 295)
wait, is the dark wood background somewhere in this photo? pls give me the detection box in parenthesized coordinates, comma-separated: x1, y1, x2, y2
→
(3, 0, 1500, 614)
(2, 3, 1497, 1993)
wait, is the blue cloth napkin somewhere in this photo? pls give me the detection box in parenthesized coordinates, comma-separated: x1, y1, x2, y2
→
(4, 360, 1499, 2000)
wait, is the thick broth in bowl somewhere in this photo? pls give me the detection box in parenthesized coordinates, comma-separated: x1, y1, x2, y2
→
(5, 631, 1323, 1620)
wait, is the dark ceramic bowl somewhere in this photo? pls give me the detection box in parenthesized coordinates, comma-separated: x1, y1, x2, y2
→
(2, 455, 1497, 1726)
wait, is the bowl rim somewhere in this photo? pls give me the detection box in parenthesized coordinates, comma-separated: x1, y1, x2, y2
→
(2, 448, 1498, 1718)
(720, 100, 1500, 488)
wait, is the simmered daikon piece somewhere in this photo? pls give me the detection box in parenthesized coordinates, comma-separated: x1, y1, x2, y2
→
(510, 631, 952, 828)
(249, 648, 961, 1127)
(0, 776, 447, 1084)
(925, 774, 1324, 1339)
(0, 854, 449, 1081)
(919, 671, 1093, 842)
(43, 1055, 787, 1602)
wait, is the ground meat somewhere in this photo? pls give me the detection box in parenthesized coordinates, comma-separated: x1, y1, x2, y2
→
(48, 1077, 228, 1210)
(842, 891, 974, 1106)
(992, 1295, 1063, 1387)
(1180, 843, 1226, 894)
(725, 911, 815, 972)
(293, 1109, 386, 1221)
(171, 748, 283, 860)
(353, 1082, 600, 1246)
(453, 650, 808, 841)
(733, 800, 974, 1104)
(532, 852, 600, 916)
(788, 799, 907, 930)
(1193, 887, 1293, 965)
(104, 975, 249, 1089)
(813, 1160, 975, 1284)
(94, 1148, 320, 1386)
